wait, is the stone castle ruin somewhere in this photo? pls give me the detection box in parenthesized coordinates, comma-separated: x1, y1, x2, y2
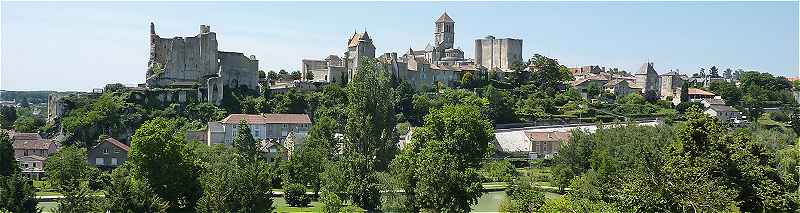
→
(145, 22, 259, 105)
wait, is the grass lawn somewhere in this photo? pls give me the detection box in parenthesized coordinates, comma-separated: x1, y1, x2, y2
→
(273, 197, 363, 212)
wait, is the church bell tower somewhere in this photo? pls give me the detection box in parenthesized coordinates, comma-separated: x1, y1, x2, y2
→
(434, 12, 455, 49)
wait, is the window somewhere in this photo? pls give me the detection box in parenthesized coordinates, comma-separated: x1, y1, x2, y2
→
(95, 158, 104, 165)
(32, 162, 36, 167)
(24, 150, 28, 155)
(111, 158, 118, 166)
(103, 148, 109, 154)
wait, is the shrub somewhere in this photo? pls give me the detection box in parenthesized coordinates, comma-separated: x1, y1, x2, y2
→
(283, 183, 310, 207)
(482, 160, 518, 182)
(321, 190, 343, 213)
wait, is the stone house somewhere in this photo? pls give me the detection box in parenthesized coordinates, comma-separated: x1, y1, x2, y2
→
(17, 155, 46, 180)
(604, 79, 635, 97)
(87, 138, 130, 170)
(12, 133, 59, 158)
(659, 70, 684, 99)
(526, 131, 571, 159)
(207, 114, 312, 146)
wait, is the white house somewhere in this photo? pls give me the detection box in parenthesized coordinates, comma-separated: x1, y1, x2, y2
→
(704, 105, 742, 123)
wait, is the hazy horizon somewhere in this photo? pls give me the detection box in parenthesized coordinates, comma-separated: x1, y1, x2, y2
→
(2, 1, 798, 91)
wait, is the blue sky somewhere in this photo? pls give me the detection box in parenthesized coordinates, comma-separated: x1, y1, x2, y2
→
(2, 1, 798, 91)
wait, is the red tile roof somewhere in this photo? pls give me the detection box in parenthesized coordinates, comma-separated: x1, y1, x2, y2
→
(688, 88, 715, 96)
(221, 114, 312, 125)
(13, 139, 53, 150)
(104, 138, 130, 152)
(12, 133, 42, 141)
(526, 131, 571, 142)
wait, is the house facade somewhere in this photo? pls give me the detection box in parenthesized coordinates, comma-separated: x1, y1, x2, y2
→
(207, 114, 312, 146)
(87, 138, 130, 170)
(526, 131, 571, 159)
(12, 133, 59, 158)
(17, 155, 46, 179)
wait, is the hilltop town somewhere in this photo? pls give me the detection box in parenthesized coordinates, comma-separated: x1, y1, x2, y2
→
(1, 11, 800, 213)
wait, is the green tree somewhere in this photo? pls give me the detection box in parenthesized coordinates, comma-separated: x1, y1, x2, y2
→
(13, 116, 44, 133)
(0, 132, 17, 176)
(233, 120, 260, 159)
(283, 183, 311, 207)
(484, 85, 516, 124)
(481, 160, 518, 182)
(0, 106, 16, 129)
(527, 54, 571, 95)
(391, 105, 492, 212)
(0, 174, 38, 213)
(679, 82, 690, 103)
(44, 146, 97, 191)
(290, 70, 302, 80)
(103, 163, 169, 212)
(195, 145, 274, 213)
(129, 117, 201, 210)
(500, 176, 546, 213)
(345, 57, 398, 171)
(273, 89, 307, 114)
(297, 116, 339, 194)
(460, 71, 475, 88)
(586, 82, 603, 99)
(709, 81, 741, 106)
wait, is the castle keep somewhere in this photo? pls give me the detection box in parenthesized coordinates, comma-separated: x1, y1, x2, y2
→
(145, 23, 259, 105)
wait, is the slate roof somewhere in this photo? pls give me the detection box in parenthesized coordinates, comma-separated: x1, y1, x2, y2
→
(436, 12, 455, 23)
(707, 104, 738, 113)
(702, 98, 726, 106)
(221, 114, 312, 125)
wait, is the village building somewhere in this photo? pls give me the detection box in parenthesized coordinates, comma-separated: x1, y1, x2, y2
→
(10, 132, 59, 179)
(12, 133, 58, 158)
(207, 113, 312, 146)
(659, 70, 684, 99)
(17, 155, 46, 180)
(704, 105, 743, 123)
(604, 79, 635, 97)
(87, 138, 130, 170)
(527, 131, 571, 159)
(688, 88, 716, 100)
